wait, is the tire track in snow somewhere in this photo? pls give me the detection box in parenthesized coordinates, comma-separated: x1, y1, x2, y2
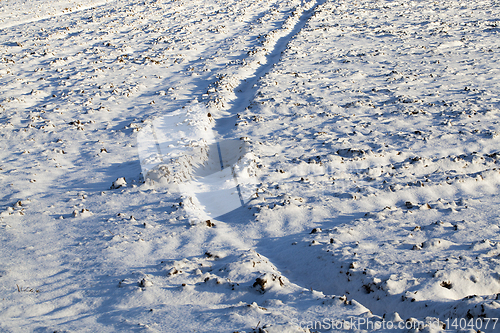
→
(149, 0, 294, 113)
(205, 0, 325, 134)
(148, 1, 324, 216)
(180, 0, 325, 217)
(177, 0, 324, 216)
(183, 0, 337, 305)
(178, 0, 328, 220)
(196, 0, 404, 322)
(139, 0, 329, 270)
(158, 0, 328, 257)
(135, 1, 317, 249)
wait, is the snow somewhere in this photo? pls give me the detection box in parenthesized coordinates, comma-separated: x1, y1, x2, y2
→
(1, 0, 500, 332)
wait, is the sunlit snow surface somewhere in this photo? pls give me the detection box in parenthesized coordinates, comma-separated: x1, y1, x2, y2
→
(1, 0, 500, 332)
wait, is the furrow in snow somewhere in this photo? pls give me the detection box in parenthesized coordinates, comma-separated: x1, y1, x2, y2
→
(204, 0, 321, 119)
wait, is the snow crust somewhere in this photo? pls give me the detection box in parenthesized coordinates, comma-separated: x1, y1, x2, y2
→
(1, 0, 500, 332)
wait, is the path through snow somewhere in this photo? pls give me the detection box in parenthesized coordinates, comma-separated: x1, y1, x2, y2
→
(1, 0, 500, 332)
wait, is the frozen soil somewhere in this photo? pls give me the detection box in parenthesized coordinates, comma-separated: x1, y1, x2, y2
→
(1, 0, 500, 332)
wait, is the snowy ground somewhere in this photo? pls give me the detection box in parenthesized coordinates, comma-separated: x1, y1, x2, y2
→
(1, 0, 500, 332)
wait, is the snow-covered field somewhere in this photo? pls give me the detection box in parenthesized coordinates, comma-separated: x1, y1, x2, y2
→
(1, 0, 500, 331)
